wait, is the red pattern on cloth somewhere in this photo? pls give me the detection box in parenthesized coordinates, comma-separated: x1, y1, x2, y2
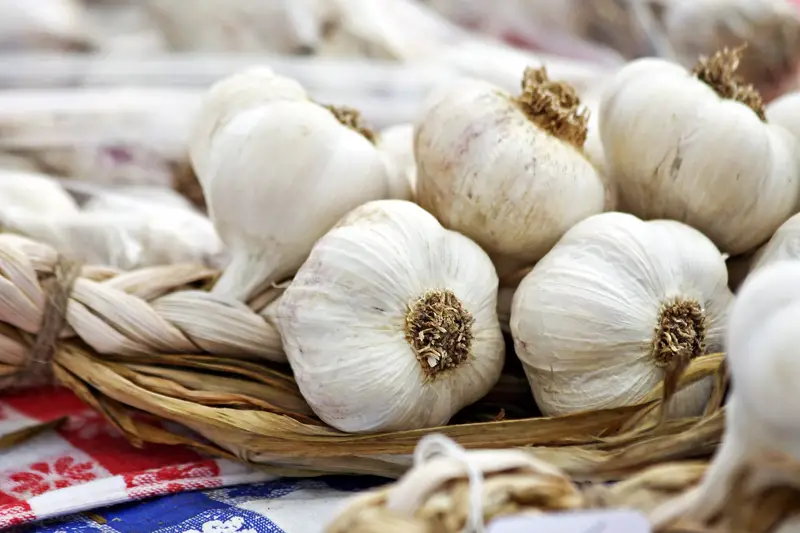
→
(0, 387, 271, 529)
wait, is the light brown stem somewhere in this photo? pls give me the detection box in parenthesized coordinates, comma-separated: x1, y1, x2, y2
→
(514, 66, 589, 149)
(693, 45, 766, 121)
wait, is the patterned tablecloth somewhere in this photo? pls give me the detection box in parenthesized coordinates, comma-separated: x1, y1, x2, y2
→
(0, 387, 387, 532)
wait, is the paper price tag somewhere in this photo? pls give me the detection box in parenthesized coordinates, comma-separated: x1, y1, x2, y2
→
(487, 509, 651, 533)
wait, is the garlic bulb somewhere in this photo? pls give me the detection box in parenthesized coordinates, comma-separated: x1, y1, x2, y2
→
(277, 199, 505, 433)
(651, 260, 800, 528)
(201, 90, 388, 302)
(0, 170, 79, 216)
(189, 67, 307, 185)
(415, 67, 605, 273)
(749, 213, 800, 273)
(376, 123, 415, 201)
(510, 212, 733, 416)
(599, 49, 800, 255)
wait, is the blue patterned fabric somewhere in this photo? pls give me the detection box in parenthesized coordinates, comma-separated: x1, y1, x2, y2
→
(11, 476, 389, 533)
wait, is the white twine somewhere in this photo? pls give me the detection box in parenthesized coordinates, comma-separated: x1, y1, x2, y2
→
(413, 434, 486, 533)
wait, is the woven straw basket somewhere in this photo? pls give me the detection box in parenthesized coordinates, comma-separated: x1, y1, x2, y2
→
(1, 233, 727, 483)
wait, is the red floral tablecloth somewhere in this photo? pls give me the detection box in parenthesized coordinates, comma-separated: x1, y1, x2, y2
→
(0, 387, 271, 528)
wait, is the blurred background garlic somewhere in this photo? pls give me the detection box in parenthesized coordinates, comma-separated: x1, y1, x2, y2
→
(278, 200, 505, 433)
(0, 170, 80, 217)
(511, 212, 733, 416)
(199, 72, 389, 302)
(415, 67, 606, 276)
(600, 48, 800, 255)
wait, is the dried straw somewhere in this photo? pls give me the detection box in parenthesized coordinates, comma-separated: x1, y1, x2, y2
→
(326, 453, 800, 533)
(0, 233, 728, 480)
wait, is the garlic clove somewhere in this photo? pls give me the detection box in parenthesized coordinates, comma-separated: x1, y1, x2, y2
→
(415, 67, 606, 267)
(203, 97, 389, 302)
(599, 50, 800, 255)
(189, 66, 308, 186)
(277, 199, 505, 433)
(510, 212, 732, 417)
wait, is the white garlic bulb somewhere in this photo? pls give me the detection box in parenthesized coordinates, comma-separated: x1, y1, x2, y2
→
(202, 92, 389, 302)
(599, 50, 800, 255)
(415, 67, 605, 272)
(189, 66, 307, 184)
(511, 212, 733, 416)
(376, 123, 416, 201)
(277, 200, 505, 433)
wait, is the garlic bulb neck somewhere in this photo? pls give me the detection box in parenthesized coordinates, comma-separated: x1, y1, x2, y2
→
(405, 288, 474, 378)
(653, 298, 707, 370)
(514, 67, 589, 148)
(693, 46, 766, 121)
(323, 104, 376, 143)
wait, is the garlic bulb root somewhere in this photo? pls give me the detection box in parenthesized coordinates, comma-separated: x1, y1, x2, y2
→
(415, 67, 605, 268)
(278, 199, 504, 433)
(405, 289, 473, 376)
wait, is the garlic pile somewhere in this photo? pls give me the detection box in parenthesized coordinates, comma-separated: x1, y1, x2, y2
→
(651, 260, 800, 528)
(600, 48, 800, 255)
(511, 212, 733, 416)
(277, 200, 504, 433)
(415, 67, 605, 275)
(194, 68, 389, 302)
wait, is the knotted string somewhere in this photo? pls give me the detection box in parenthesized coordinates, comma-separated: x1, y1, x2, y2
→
(413, 434, 486, 533)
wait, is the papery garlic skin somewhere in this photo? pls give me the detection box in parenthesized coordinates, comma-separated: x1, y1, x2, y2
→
(376, 123, 416, 201)
(204, 99, 388, 302)
(415, 74, 605, 267)
(511, 212, 732, 416)
(278, 199, 505, 433)
(600, 56, 800, 255)
(189, 67, 307, 185)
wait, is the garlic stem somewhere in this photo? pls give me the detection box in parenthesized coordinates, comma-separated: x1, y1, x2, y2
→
(404, 289, 474, 379)
(650, 397, 751, 527)
(212, 250, 282, 304)
(323, 104, 376, 143)
(514, 66, 589, 148)
(692, 45, 766, 121)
